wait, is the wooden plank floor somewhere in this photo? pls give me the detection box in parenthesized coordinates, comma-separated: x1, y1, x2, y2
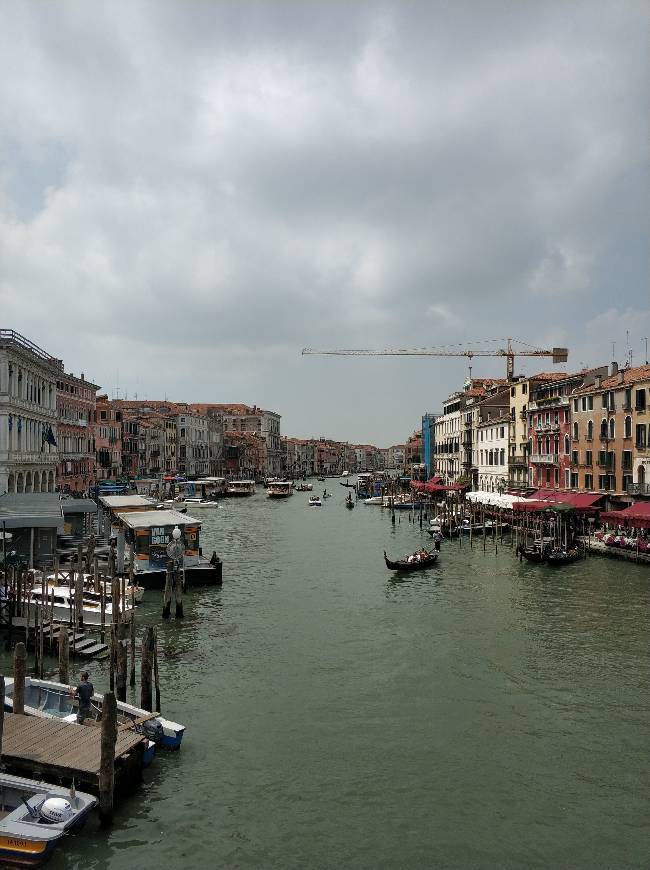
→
(2, 712, 144, 777)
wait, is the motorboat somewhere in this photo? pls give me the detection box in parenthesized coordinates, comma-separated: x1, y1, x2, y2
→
(182, 498, 220, 509)
(27, 579, 135, 626)
(295, 483, 313, 491)
(0, 771, 96, 866)
(308, 497, 322, 507)
(3, 676, 185, 751)
(383, 550, 439, 571)
(225, 480, 256, 496)
(341, 470, 350, 477)
(266, 481, 294, 498)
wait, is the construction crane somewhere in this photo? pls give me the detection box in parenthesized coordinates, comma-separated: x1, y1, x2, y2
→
(301, 338, 568, 382)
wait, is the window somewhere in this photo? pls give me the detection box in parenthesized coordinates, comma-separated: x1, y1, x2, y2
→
(622, 451, 632, 470)
(624, 416, 632, 438)
(572, 450, 578, 465)
(564, 435, 570, 455)
(574, 398, 579, 411)
(624, 388, 632, 410)
(588, 396, 593, 410)
(554, 468, 559, 485)
(573, 422, 579, 440)
(585, 473, 593, 489)
(522, 383, 527, 394)
(581, 397, 587, 411)
(600, 419, 608, 439)
(586, 450, 593, 466)
(609, 418, 615, 439)
(636, 389, 646, 411)
(570, 472, 578, 488)
(587, 420, 593, 440)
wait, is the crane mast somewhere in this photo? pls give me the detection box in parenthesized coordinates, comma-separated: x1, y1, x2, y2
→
(302, 338, 568, 382)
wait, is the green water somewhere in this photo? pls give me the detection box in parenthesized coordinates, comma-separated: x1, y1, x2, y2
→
(3, 490, 650, 869)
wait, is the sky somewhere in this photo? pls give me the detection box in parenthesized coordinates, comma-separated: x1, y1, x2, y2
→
(1, 1, 648, 446)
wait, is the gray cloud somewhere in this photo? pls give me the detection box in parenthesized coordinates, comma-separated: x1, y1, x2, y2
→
(0, 0, 648, 444)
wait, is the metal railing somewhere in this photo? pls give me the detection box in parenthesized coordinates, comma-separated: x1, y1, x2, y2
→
(530, 453, 558, 464)
(0, 329, 64, 369)
(626, 483, 650, 495)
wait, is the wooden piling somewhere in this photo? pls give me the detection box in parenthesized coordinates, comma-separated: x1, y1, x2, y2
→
(162, 563, 173, 620)
(59, 629, 70, 685)
(99, 691, 117, 826)
(153, 627, 161, 714)
(93, 556, 100, 594)
(13, 642, 26, 715)
(129, 587, 136, 688)
(116, 621, 128, 702)
(140, 626, 154, 712)
(111, 578, 120, 627)
(109, 625, 115, 693)
(174, 567, 184, 619)
(100, 581, 106, 644)
(0, 675, 4, 754)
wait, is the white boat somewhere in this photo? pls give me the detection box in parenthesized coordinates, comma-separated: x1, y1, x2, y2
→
(225, 480, 256, 496)
(295, 482, 313, 491)
(363, 496, 387, 505)
(27, 580, 134, 626)
(0, 771, 96, 865)
(182, 498, 220, 509)
(3, 676, 186, 751)
(341, 470, 350, 477)
(308, 496, 322, 506)
(266, 481, 294, 498)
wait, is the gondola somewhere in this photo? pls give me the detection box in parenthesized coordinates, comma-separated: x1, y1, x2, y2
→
(345, 496, 355, 509)
(517, 545, 547, 564)
(340, 481, 355, 487)
(546, 545, 584, 566)
(383, 550, 438, 572)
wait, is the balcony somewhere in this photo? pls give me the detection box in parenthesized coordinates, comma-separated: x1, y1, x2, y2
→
(528, 396, 569, 411)
(508, 454, 528, 467)
(627, 483, 650, 495)
(530, 453, 559, 464)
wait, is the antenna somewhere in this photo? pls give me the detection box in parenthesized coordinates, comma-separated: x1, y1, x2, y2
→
(611, 342, 615, 361)
(644, 337, 648, 365)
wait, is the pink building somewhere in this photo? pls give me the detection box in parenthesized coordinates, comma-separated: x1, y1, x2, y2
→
(56, 371, 99, 493)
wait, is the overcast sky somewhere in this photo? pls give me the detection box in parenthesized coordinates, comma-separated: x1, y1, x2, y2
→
(1, 1, 648, 445)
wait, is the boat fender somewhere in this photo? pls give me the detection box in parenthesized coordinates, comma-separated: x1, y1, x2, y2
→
(40, 797, 74, 823)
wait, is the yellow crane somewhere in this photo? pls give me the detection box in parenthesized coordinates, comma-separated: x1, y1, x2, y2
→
(302, 338, 568, 382)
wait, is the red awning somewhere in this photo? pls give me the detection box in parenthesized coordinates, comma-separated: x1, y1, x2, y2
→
(601, 501, 650, 529)
(529, 489, 604, 510)
(411, 480, 466, 493)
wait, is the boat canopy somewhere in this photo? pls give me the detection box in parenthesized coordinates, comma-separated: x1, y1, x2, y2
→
(466, 492, 532, 509)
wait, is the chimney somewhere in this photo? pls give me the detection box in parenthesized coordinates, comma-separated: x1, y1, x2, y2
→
(618, 370, 625, 385)
(610, 361, 618, 376)
(595, 375, 602, 389)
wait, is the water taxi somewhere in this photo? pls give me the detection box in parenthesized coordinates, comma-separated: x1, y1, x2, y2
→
(182, 497, 220, 509)
(308, 496, 322, 506)
(225, 480, 256, 496)
(0, 772, 96, 866)
(266, 481, 294, 498)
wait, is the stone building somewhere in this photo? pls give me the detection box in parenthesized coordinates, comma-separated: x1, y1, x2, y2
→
(570, 363, 650, 498)
(95, 394, 123, 481)
(0, 330, 60, 494)
(56, 370, 99, 492)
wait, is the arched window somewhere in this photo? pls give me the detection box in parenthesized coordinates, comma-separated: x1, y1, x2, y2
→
(624, 415, 632, 438)
(609, 418, 615, 439)
(564, 435, 570, 455)
(600, 419, 608, 439)
(587, 420, 593, 440)
(573, 422, 579, 440)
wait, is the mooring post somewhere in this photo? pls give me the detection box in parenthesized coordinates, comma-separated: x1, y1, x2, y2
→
(111, 578, 120, 627)
(76, 554, 84, 629)
(0, 674, 4, 755)
(93, 556, 100, 594)
(13, 642, 26, 714)
(140, 626, 154, 711)
(99, 691, 117, 827)
(174, 566, 184, 619)
(153, 627, 161, 714)
(59, 629, 69, 685)
(162, 563, 173, 620)
(116, 621, 128, 702)
(129, 588, 136, 688)
(109, 624, 115, 693)
(100, 582, 106, 645)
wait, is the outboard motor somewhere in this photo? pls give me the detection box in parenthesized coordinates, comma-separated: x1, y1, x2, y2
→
(40, 797, 74, 824)
(142, 719, 165, 743)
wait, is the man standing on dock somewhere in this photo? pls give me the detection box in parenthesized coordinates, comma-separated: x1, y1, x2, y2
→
(71, 670, 94, 723)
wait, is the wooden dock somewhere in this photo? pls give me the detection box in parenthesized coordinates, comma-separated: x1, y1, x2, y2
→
(12, 616, 110, 660)
(1, 712, 145, 791)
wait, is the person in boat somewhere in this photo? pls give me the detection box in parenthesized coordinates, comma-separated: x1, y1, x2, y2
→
(70, 670, 94, 724)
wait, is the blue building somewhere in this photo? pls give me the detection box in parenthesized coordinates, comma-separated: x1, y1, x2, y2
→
(421, 413, 437, 478)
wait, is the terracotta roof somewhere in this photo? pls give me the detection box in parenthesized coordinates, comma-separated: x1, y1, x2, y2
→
(573, 364, 650, 396)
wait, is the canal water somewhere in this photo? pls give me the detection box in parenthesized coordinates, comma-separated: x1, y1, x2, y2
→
(4, 488, 650, 869)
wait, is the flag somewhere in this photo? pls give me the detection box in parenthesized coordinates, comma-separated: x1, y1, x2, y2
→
(42, 424, 57, 447)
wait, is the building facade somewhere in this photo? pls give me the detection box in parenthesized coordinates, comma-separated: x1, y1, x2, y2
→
(95, 395, 123, 481)
(56, 371, 98, 493)
(0, 330, 60, 494)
